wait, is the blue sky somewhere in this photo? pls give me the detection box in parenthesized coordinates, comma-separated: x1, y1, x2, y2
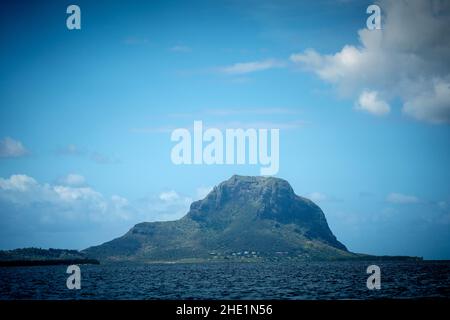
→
(1, 0, 450, 259)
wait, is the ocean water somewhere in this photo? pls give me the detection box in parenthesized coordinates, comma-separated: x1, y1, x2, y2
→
(0, 261, 449, 300)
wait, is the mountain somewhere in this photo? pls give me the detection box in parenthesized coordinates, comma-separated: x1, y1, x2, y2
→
(84, 175, 365, 262)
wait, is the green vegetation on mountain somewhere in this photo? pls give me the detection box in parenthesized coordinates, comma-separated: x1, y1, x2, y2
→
(85, 175, 363, 262)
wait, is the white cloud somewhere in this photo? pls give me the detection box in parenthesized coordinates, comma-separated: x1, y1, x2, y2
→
(403, 78, 450, 124)
(159, 190, 180, 202)
(0, 174, 36, 191)
(0, 174, 136, 248)
(386, 193, 419, 204)
(290, 46, 364, 87)
(306, 192, 327, 203)
(218, 59, 284, 75)
(0, 174, 208, 248)
(10, 184, 190, 225)
(111, 194, 128, 206)
(59, 174, 86, 187)
(53, 185, 101, 202)
(0, 137, 27, 158)
(355, 90, 390, 116)
(140, 191, 192, 221)
(110, 195, 131, 220)
(290, 0, 450, 123)
(0, 174, 138, 221)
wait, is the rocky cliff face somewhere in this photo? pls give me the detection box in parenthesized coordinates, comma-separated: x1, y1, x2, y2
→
(84, 175, 353, 262)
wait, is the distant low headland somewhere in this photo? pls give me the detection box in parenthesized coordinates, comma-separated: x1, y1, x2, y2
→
(0, 248, 99, 267)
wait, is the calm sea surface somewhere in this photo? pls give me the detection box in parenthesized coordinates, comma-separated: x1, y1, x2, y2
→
(0, 261, 449, 300)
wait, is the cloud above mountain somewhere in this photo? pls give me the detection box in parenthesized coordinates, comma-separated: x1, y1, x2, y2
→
(0, 137, 27, 158)
(290, 0, 450, 124)
(0, 174, 193, 249)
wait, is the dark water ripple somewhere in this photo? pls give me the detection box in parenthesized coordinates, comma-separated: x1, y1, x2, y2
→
(0, 261, 449, 300)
